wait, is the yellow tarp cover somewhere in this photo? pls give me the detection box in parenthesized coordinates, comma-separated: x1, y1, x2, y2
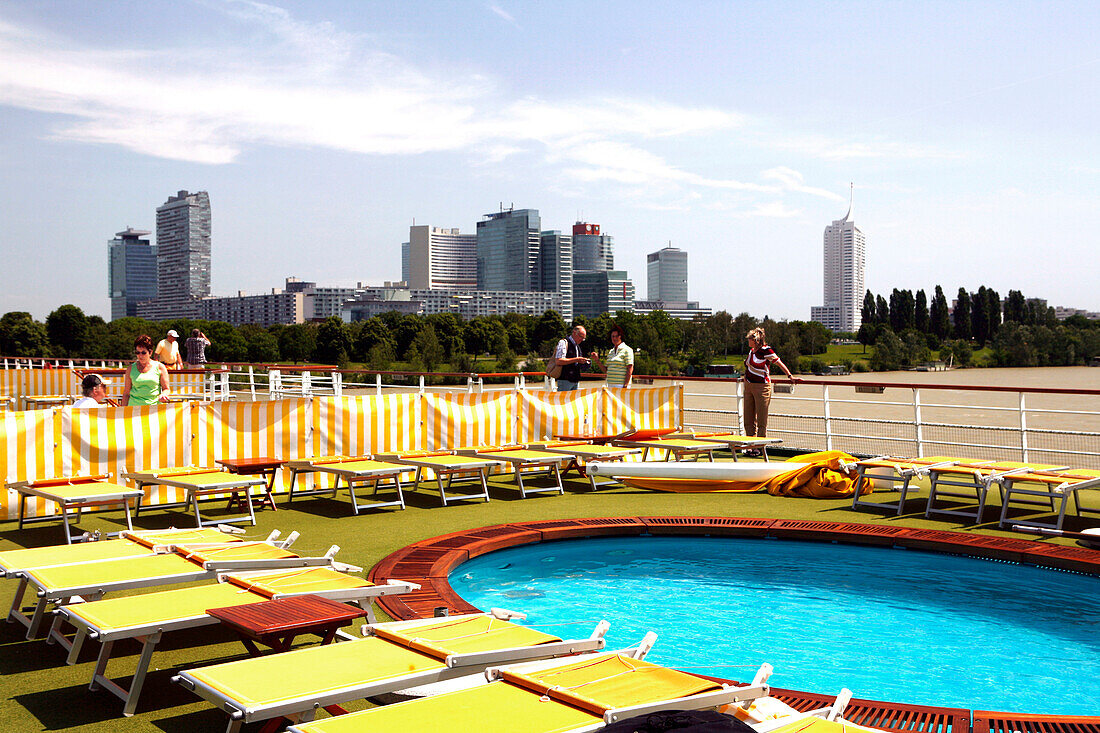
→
(501, 653, 719, 716)
(0, 540, 148, 572)
(225, 567, 372, 598)
(65, 582, 254, 630)
(185, 617, 561, 707)
(372, 615, 561, 659)
(186, 635, 446, 707)
(291, 679, 601, 733)
(621, 452, 867, 498)
(763, 451, 868, 499)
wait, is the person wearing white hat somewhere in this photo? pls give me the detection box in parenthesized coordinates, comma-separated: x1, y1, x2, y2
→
(72, 373, 113, 408)
(155, 330, 183, 370)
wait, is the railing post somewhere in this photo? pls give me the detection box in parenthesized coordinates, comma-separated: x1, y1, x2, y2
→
(478, 377, 484, 393)
(248, 366, 256, 400)
(375, 373, 382, 396)
(736, 379, 744, 435)
(466, 375, 474, 393)
(302, 371, 312, 397)
(1019, 391, 1029, 462)
(822, 384, 833, 451)
(419, 375, 425, 394)
(333, 371, 342, 398)
(269, 369, 280, 399)
(912, 388, 924, 457)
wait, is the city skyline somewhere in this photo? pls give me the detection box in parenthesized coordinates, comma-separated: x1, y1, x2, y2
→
(1, 1, 1098, 321)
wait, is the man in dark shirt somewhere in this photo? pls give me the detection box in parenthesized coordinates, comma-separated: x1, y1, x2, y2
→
(553, 325, 590, 391)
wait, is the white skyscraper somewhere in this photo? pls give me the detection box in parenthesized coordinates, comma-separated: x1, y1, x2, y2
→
(408, 225, 477, 290)
(811, 187, 866, 333)
(647, 245, 688, 302)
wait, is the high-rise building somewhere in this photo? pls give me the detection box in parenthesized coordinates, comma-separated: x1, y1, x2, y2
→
(408, 225, 478, 290)
(647, 245, 688, 302)
(476, 208, 541, 291)
(572, 222, 613, 271)
(400, 242, 410, 284)
(573, 270, 635, 319)
(539, 230, 573, 321)
(107, 227, 157, 320)
(153, 190, 211, 317)
(811, 187, 866, 333)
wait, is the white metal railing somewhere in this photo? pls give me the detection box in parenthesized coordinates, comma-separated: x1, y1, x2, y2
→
(679, 379, 1100, 468)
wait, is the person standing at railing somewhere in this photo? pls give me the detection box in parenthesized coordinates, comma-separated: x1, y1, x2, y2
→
(743, 327, 798, 443)
(123, 335, 170, 406)
(154, 330, 183, 370)
(590, 324, 634, 388)
(184, 329, 211, 367)
(553, 325, 591, 391)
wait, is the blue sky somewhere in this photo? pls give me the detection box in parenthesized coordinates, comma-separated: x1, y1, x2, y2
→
(1, 0, 1097, 321)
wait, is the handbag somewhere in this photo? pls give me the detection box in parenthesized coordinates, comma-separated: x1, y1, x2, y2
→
(546, 356, 563, 379)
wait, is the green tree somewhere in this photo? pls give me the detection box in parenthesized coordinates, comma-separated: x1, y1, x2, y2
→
(315, 317, 351, 367)
(861, 290, 876, 327)
(531, 311, 568, 354)
(953, 288, 971, 340)
(869, 329, 904, 371)
(1004, 290, 1027, 324)
(354, 317, 395, 362)
(0, 312, 51, 357)
(857, 322, 878, 354)
(914, 290, 929, 334)
(239, 325, 280, 363)
(278, 324, 316, 363)
(875, 295, 890, 325)
(409, 323, 444, 371)
(889, 289, 915, 332)
(426, 313, 465, 359)
(929, 286, 951, 341)
(46, 304, 89, 357)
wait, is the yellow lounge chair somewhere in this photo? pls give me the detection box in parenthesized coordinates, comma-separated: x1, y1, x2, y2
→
(375, 451, 505, 506)
(669, 432, 784, 461)
(123, 466, 269, 527)
(286, 651, 769, 733)
(996, 467, 1100, 531)
(6, 474, 144, 544)
(611, 436, 719, 462)
(457, 445, 570, 498)
(55, 566, 419, 716)
(284, 455, 411, 513)
(174, 611, 611, 732)
(849, 456, 980, 516)
(2, 527, 281, 638)
(527, 441, 643, 491)
(925, 460, 1070, 524)
(23, 535, 322, 641)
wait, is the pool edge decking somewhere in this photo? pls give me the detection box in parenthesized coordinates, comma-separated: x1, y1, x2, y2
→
(368, 517, 1100, 730)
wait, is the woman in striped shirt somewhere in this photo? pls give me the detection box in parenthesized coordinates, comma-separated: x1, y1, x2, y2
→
(591, 324, 634, 388)
(743, 327, 797, 439)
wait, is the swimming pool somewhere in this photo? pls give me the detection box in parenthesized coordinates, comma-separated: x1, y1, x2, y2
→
(451, 536, 1100, 715)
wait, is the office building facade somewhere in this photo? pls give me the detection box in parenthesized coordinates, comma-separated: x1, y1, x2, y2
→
(647, 245, 688, 302)
(572, 222, 614, 271)
(152, 190, 211, 318)
(811, 191, 866, 333)
(476, 208, 541, 291)
(408, 225, 478, 290)
(199, 291, 304, 327)
(108, 227, 157, 320)
(538, 230, 574, 322)
(573, 270, 635, 319)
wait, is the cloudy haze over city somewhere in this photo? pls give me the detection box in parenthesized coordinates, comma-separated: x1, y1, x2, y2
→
(1, 0, 1097, 320)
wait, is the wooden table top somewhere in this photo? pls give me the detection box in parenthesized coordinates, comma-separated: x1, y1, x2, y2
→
(206, 594, 366, 638)
(216, 456, 287, 474)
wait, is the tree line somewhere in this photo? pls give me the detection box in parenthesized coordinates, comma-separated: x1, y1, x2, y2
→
(0, 306, 831, 377)
(2, 296, 1095, 376)
(857, 286, 1099, 369)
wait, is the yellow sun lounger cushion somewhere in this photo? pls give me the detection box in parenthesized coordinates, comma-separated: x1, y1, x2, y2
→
(65, 582, 262, 630)
(224, 567, 373, 598)
(123, 527, 248, 548)
(182, 616, 563, 709)
(293, 679, 603, 733)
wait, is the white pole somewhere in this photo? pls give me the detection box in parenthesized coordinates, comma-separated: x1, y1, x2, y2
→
(912, 388, 924, 458)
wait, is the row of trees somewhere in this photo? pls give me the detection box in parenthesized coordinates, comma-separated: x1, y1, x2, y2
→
(2, 298, 1095, 375)
(0, 306, 832, 376)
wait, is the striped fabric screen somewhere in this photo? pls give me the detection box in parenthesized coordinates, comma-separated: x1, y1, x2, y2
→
(1, 384, 682, 519)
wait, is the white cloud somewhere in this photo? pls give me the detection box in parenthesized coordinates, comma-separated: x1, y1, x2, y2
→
(761, 167, 846, 201)
(488, 4, 519, 27)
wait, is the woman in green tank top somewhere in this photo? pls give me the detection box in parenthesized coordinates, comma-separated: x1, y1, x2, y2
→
(123, 334, 170, 406)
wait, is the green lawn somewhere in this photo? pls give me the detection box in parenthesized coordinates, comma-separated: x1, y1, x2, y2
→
(0, 458, 1081, 732)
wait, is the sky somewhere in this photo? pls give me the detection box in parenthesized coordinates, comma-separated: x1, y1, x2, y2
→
(1, 0, 1098, 322)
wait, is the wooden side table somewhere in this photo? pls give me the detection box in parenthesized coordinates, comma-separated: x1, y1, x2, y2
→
(216, 456, 286, 511)
(206, 594, 367, 656)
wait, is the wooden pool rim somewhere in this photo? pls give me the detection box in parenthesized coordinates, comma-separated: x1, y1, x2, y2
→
(369, 517, 1100, 732)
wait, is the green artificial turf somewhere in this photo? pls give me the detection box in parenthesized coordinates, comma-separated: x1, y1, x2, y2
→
(0, 458, 1080, 732)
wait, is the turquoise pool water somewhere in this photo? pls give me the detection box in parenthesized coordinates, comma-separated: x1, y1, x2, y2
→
(450, 536, 1100, 714)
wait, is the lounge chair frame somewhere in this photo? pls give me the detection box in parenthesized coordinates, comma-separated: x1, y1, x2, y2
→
(174, 612, 611, 732)
(57, 572, 419, 717)
(124, 469, 267, 527)
(377, 452, 503, 506)
(611, 437, 718, 462)
(668, 433, 783, 462)
(6, 529, 293, 639)
(997, 471, 1100, 531)
(850, 457, 962, 516)
(284, 457, 408, 514)
(925, 462, 1068, 524)
(528, 442, 643, 491)
(457, 447, 568, 498)
(7, 475, 144, 544)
